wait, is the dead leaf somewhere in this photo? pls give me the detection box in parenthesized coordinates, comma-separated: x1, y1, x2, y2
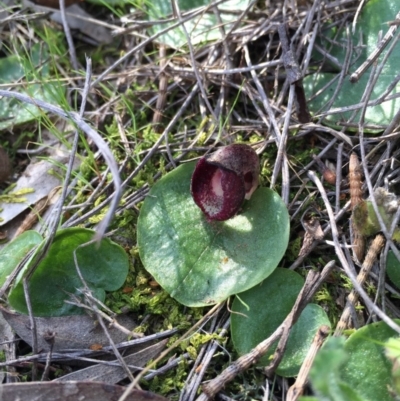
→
(54, 340, 167, 383)
(23, 0, 113, 44)
(0, 311, 17, 383)
(0, 145, 73, 229)
(0, 381, 168, 401)
(299, 212, 324, 257)
(1, 307, 137, 351)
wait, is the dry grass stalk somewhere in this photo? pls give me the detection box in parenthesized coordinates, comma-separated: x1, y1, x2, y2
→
(13, 196, 49, 238)
(349, 152, 366, 263)
(349, 153, 363, 210)
(335, 234, 385, 336)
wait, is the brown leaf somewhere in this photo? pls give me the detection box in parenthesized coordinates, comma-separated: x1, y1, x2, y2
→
(0, 146, 11, 183)
(299, 214, 324, 257)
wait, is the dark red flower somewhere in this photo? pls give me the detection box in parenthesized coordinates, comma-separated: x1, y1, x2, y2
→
(191, 144, 259, 221)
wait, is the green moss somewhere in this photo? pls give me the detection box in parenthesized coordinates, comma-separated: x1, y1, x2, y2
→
(145, 357, 190, 398)
(340, 273, 354, 290)
(286, 237, 302, 262)
(0, 188, 34, 203)
(315, 286, 332, 303)
(106, 248, 206, 331)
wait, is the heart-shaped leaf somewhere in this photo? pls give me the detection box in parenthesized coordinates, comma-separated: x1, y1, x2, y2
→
(8, 228, 129, 316)
(304, 0, 400, 128)
(0, 231, 43, 287)
(137, 162, 289, 307)
(231, 268, 331, 376)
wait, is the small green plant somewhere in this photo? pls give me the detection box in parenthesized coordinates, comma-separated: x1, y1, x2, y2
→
(137, 146, 334, 376)
(303, 322, 400, 401)
(0, 43, 65, 131)
(1, 228, 129, 317)
(137, 154, 290, 307)
(135, 144, 333, 376)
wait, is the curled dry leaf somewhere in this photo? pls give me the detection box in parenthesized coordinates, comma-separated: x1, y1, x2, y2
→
(374, 187, 399, 214)
(352, 188, 400, 242)
(190, 144, 259, 221)
(299, 214, 324, 258)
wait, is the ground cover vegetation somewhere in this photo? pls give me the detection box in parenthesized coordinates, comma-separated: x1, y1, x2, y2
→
(1, 0, 400, 400)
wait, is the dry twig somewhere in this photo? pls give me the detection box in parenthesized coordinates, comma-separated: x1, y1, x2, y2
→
(335, 234, 385, 335)
(286, 325, 330, 401)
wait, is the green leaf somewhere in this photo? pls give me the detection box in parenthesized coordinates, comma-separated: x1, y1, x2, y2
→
(341, 321, 399, 401)
(309, 322, 400, 401)
(278, 303, 331, 377)
(0, 44, 60, 130)
(304, 0, 400, 128)
(386, 251, 400, 290)
(87, 0, 126, 4)
(231, 268, 331, 376)
(385, 337, 400, 397)
(147, 0, 252, 48)
(299, 398, 319, 401)
(8, 228, 129, 317)
(307, 337, 367, 401)
(0, 231, 43, 287)
(137, 162, 289, 307)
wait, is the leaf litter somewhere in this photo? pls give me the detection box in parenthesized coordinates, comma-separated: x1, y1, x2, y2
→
(1, 0, 400, 400)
